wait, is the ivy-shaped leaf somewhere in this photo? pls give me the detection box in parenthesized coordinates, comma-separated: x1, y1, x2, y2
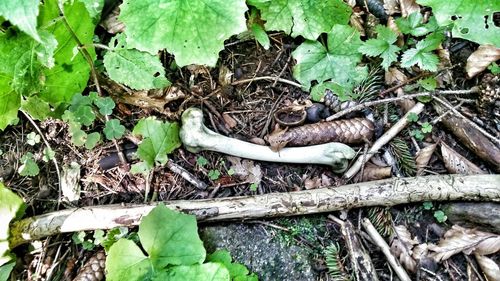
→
(248, 0, 351, 40)
(292, 24, 365, 90)
(359, 25, 400, 70)
(0, 0, 40, 41)
(18, 153, 40, 177)
(417, 0, 500, 47)
(103, 34, 171, 90)
(94, 96, 115, 115)
(104, 119, 125, 140)
(401, 32, 444, 71)
(131, 117, 181, 173)
(119, 0, 247, 67)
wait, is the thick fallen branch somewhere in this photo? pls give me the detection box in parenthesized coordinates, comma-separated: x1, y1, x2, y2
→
(10, 175, 500, 247)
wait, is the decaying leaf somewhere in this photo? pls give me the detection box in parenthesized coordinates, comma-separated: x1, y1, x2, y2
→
(428, 225, 500, 262)
(415, 143, 437, 175)
(440, 142, 486, 175)
(227, 156, 262, 186)
(474, 253, 500, 281)
(356, 162, 392, 181)
(399, 0, 420, 17)
(466, 45, 500, 78)
(222, 113, 237, 130)
(61, 162, 81, 202)
(99, 5, 125, 34)
(390, 225, 419, 272)
(383, 0, 400, 16)
(304, 174, 332, 189)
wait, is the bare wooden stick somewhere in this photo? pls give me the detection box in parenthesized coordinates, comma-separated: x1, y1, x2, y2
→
(343, 103, 425, 179)
(362, 218, 411, 281)
(9, 174, 500, 247)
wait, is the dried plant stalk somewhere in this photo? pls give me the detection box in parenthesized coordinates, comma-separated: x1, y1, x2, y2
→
(266, 118, 374, 150)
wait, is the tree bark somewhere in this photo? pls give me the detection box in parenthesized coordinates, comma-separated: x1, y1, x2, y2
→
(10, 174, 500, 248)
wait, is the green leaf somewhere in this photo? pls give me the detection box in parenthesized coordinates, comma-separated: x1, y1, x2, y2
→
(422, 201, 433, 210)
(18, 153, 39, 177)
(80, 0, 104, 22)
(401, 32, 444, 71)
(208, 170, 221, 180)
(395, 12, 438, 37)
(94, 96, 115, 115)
(250, 23, 270, 50)
(103, 34, 171, 90)
(42, 148, 55, 162)
(248, 0, 351, 40)
(0, 260, 15, 281)
(139, 204, 206, 267)
(72, 105, 96, 126)
(85, 132, 101, 149)
(119, 0, 247, 67)
(292, 24, 365, 90)
(488, 62, 500, 75)
(407, 112, 419, 122)
(72, 231, 87, 245)
(0, 182, 25, 242)
(106, 239, 152, 281)
(104, 119, 125, 140)
(0, 78, 20, 131)
(38, 0, 97, 105)
(196, 156, 209, 167)
(421, 122, 432, 133)
(207, 250, 256, 280)
(154, 263, 230, 281)
(359, 25, 400, 70)
(100, 227, 129, 251)
(21, 96, 51, 121)
(417, 0, 500, 47)
(418, 77, 437, 91)
(0, 0, 40, 41)
(433, 210, 447, 223)
(26, 132, 41, 146)
(132, 117, 181, 172)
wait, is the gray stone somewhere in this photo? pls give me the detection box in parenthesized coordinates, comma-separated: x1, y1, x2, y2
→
(200, 223, 317, 281)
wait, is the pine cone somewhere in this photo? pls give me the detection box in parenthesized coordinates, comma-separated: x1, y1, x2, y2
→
(72, 250, 106, 281)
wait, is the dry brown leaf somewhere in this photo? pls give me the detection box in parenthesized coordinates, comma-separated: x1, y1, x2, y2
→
(218, 65, 233, 86)
(415, 143, 437, 175)
(475, 253, 500, 281)
(396, 88, 416, 113)
(99, 5, 125, 34)
(222, 113, 237, 129)
(304, 176, 322, 190)
(383, 0, 400, 16)
(466, 45, 500, 79)
(385, 67, 408, 85)
(350, 9, 366, 37)
(428, 225, 500, 262)
(227, 156, 262, 185)
(399, 0, 420, 17)
(440, 142, 486, 175)
(357, 162, 392, 181)
(390, 225, 419, 272)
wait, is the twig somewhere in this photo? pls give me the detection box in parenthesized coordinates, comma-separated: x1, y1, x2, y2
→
(378, 73, 429, 97)
(231, 76, 303, 88)
(326, 88, 478, 121)
(343, 103, 425, 179)
(10, 174, 500, 247)
(362, 218, 412, 281)
(21, 111, 62, 201)
(433, 96, 500, 146)
(272, 54, 292, 87)
(166, 160, 207, 190)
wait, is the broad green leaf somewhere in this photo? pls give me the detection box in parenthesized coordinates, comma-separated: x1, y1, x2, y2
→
(139, 204, 205, 268)
(417, 0, 500, 47)
(39, 0, 96, 104)
(0, 0, 40, 41)
(395, 12, 438, 37)
(18, 153, 39, 177)
(132, 117, 181, 171)
(72, 105, 96, 126)
(106, 238, 152, 281)
(401, 32, 443, 71)
(248, 0, 351, 40)
(80, 0, 104, 22)
(21, 96, 51, 121)
(0, 77, 20, 131)
(0, 260, 15, 281)
(119, 0, 247, 66)
(207, 250, 256, 280)
(250, 23, 270, 50)
(85, 132, 101, 149)
(358, 25, 400, 70)
(153, 263, 230, 281)
(104, 119, 125, 140)
(292, 24, 365, 90)
(0, 183, 25, 241)
(94, 96, 115, 115)
(103, 34, 171, 90)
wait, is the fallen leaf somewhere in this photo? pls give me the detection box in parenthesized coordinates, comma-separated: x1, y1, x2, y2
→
(357, 162, 392, 181)
(400, 0, 420, 17)
(222, 113, 237, 129)
(383, 0, 400, 16)
(415, 143, 437, 175)
(390, 225, 420, 272)
(474, 253, 500, 281)
(61, 162, 81, 202)
(466, 45, 500, 78)
(441, 142, 486, 175)
(227, 156, 262, 186)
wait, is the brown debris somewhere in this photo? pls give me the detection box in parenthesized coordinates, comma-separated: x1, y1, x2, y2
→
(72, 250, 106, 281)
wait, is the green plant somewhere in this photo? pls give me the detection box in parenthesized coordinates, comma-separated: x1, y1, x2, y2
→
(17, 152, 40, 177)
(421, 202, 448, 223)
(324, 243, 348, 281)
(208, 169, 221, 180)
(106, 203, 258, 280)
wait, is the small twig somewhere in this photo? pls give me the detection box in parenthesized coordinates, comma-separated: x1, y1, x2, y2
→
(326, 88, 478, 121)
(362, 218, 412, 281)
(21, 111, 62, 201)
(378, 73, 429, 97)
(433, 96, 500, 146)
(344, 103, 425, 179)
(166, 160, 207, 190)
(231, 76, 303, 88)
(272, 54, 292, 87)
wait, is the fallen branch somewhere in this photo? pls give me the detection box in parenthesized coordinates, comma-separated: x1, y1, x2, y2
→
(10, 174, 500, 247)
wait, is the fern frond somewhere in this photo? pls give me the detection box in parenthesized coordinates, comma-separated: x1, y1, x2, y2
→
(324, 243, 349, 281)
(367, 207, 394, 236)
(389, 137, 417, 176)
(355, 65, 384, 102)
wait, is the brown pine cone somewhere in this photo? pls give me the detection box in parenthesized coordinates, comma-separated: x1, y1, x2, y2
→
(323, 89, 359, 113)
(477, 74, 499, 117)
(72, 250, 106, 281)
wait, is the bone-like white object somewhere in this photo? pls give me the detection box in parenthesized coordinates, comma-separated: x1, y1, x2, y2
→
(180, 107, 356, 173)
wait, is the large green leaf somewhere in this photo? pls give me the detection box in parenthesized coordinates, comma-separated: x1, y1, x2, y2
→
(39, 0, 96, 104)
(103, 34, 171, 90)
(131, 117, 181, 172)
(248, 0, 351, 40)
(0, 0, 40, 41)
(417, 0, 500, 47)
(292, 24, 364, 90)
(105, 239, 153, 281)
(0, 77, 20, 131)
(153, 263, 230, 281)
(0, 183, 25, 268)
(139, 204, 206, 268)
(119, 0, 247, 66)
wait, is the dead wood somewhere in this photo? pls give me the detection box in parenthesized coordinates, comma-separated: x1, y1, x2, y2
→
(10, 174, 500, 248)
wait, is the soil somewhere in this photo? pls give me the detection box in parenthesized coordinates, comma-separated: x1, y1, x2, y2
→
(1, 10, 499, 281)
